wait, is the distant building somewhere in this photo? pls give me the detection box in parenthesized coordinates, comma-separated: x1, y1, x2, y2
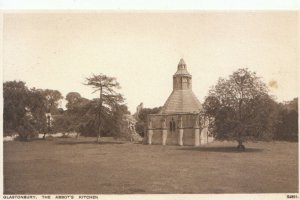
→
(146, 59, 213, 146)
(121, 114, 143, 142)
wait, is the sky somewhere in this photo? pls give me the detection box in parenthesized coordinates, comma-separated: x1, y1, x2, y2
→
(3, 12, 298, 113)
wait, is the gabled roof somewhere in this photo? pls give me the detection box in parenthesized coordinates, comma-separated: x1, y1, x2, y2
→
(160, 89, 202, 114)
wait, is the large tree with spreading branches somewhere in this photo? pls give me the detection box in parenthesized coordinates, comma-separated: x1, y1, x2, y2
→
(203, 68, 278, 150)
(84, 74, 124, 142)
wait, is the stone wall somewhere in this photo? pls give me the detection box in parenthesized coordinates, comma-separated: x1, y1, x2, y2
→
(146, 113, 213, 146)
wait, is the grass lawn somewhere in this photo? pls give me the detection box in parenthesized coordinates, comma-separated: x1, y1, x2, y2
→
(3, 137, 298, 194)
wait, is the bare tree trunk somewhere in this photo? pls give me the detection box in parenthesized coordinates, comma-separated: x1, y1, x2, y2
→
(97, 87, 103, 143)
(97, 126, 101, 142)
(237, 135, 245, 151)
(237, 97, 245, 152)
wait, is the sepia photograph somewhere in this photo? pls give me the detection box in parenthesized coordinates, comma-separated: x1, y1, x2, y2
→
(2, 8, 299, 197)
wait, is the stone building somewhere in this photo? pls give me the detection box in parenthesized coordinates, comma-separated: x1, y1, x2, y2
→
(146, 58, 213, 146)
(120, 114, 143, 142)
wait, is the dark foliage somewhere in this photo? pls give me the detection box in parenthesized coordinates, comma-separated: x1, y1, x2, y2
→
(52, 75, 129, 139)
(274, 98, 298, 141)
(4, 81, 45, 139)
(135, 107, 162, 136)
(4, 81, 64, 140)
(203, 68, 278, 147)
(84, 74, 126, 141)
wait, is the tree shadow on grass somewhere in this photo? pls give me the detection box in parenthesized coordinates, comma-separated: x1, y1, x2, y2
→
(177, 146, 264, 153)
(56, 140, 126, 145)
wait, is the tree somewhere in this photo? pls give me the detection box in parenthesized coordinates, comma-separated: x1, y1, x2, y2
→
(27, 88, 48, 136)
(111, 104, 131, 138)
(203, 68, 277, 150)
(52, 114, 74, 137)
(3, 81, 47, 140)
(135, 106, 162, 137)
(30, 89, 63, 139)
(274, 98, 298, 141)
(52, 92, 91, 138)
(84, 74, 124, 142)
(3, 81, 29, 135)
(41, 89, 63, 114)
(66, 92, 89, 110)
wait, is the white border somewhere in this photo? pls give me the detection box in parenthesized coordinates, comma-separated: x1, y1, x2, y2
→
(1, 0, 299, 199)
(0, 0, 299, 10)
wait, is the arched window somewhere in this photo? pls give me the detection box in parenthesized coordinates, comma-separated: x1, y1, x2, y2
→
(172, 121, 176, 131)
(169, 118, 176, 132)
(169, 121, 172, 131)
(182, 77, 188, 89)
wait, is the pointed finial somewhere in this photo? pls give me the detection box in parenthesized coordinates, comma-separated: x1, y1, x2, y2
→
(179, 58, 185, 65)
(178, 58, 186, 70)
